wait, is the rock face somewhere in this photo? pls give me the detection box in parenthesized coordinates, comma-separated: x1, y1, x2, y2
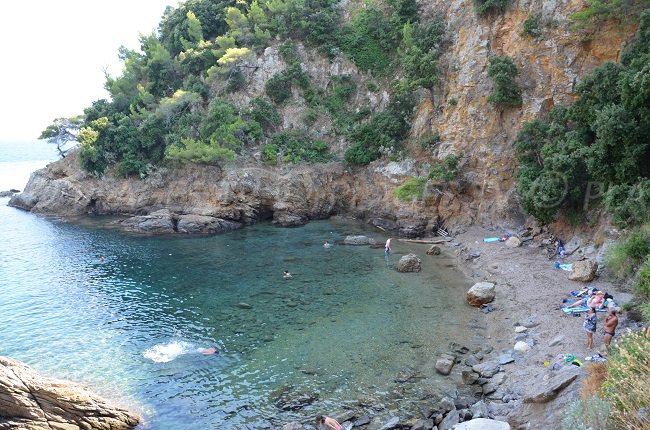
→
(397, 253, 422, 272)
(568, 259, 598, 282)
(0, 356, 139, 430)
(466, 282, 496, 307)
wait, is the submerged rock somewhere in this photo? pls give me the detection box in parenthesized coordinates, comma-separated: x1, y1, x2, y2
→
(0, 356, 139, 430)
(343, 235, 372, 245)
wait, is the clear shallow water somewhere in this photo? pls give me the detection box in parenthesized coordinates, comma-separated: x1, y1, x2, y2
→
(0, 144, 475, 429)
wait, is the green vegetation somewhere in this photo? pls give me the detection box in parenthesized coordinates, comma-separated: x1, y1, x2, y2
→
(570, 0, 650, 26)
(515, 10, 650, 226)
(393, 177, 427, 201)
(522, 13, 542, 38)
(428, 154, 461, 182)
(41, 0, 446, 175)
(599, 328, 650, 428)
(262, 131, 331, 164)
(419, 132, 441, 149)
(473, 0, 513, 17)
(487, 56, 522, 109)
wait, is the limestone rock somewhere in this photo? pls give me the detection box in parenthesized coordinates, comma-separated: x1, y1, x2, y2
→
(469, 400, 489, 419)
(272, 212, 308, 227)
(568, 260, 598, 282)
(282, 423, 305, 430)
(343, 235, 372, 245)
(397, 253, 422, 272)
(177, 214, 242, 234)
(505, 237, 521, 248)
(514, 341, 531, 353)
(435, 354, 456, 376)
(466, 282, 495, 307)
(523, 372, 578, 403)
(426, 245, 441, 255)
(472, 361, 500, 378)
(0, 356, 139, 430)
(452, 418, 510, 429)
(515, 326, 527, 333)
(439, 409, 459, 430)
(119, 209, 175, 234)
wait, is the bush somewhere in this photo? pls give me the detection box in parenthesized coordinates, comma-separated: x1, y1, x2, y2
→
(474, 0, 513, 17)
(249, 97, 281, 133)
(606, 228, 650, 279)
(261, 143, 279, 164)
(600, 328, 650, 429)
(429, 154, 461, 182)
(635, 260, 650, 299)
(420, 132, 441, 149)
(265, 73, 294, 104)
(269, 130, 331, 163)
(165, 138, 236, 165)
(562, 396, 612, 430)
(339, 7, 394, 74)
(393, 177, 427, 201)
(487, 56, 522, 109)
(522, 13, 542, 37)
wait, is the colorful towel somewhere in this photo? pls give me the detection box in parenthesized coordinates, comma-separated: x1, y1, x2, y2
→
(554, 261, 573, 271)
(483, 237, 500, 243)
(561, 306, 607, 315)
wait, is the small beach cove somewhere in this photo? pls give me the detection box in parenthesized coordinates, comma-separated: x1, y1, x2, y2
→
(0, 201, 482, 429)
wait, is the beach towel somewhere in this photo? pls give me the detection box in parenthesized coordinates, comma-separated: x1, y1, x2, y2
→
(483, 237, 500, 243)
(554, 261, 572, 271)
(561, 306, 607, 315)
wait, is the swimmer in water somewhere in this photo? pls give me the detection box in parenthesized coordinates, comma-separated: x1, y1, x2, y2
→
(198, 347, 219, 355)
(283, 270, 292, 278)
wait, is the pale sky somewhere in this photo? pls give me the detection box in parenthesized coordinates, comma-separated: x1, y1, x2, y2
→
(0, 0, 176, 142)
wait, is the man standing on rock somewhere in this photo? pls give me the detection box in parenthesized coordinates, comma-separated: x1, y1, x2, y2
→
(604, 308, 619, 347)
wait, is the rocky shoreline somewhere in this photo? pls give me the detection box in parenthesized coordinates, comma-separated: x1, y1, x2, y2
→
(0, 356, 139, 430)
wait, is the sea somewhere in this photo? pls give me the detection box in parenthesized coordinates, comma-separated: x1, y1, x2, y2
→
(0, 140, 475, 429)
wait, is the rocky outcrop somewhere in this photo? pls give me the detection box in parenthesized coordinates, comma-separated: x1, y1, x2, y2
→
(466, 282, 496, 307)
(0, 356, 139, 430)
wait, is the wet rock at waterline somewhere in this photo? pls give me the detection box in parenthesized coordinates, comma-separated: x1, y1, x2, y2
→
(0, 356, 139, 430)
(466, 282, 496, 307)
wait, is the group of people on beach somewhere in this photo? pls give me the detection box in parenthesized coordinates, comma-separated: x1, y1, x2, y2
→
(568, 286, 619, 349)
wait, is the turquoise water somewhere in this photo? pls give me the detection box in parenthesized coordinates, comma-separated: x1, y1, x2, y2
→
(0, 144, 475, 429)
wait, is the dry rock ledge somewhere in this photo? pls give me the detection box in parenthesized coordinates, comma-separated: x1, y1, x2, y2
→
(0, 356, 139, 430)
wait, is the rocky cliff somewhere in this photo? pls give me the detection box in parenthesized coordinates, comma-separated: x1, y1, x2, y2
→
(10, 0, 636, 232)
(0, 356, 139, 430)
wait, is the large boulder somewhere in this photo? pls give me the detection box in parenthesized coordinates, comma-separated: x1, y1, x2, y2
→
(523, 372, 578, 403)
(118, 209, 175, 234)
(397, 253, 422, 272)
(568, 259, 598, 282)
(466, 282, 496, 307)
(505, 237, 521, 248)
(0, 356, 139, 430)
(177, 214, 242, 234)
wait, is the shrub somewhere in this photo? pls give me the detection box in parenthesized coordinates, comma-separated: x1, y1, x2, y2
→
(249, 97, 281, 133)
(562, 396, 612, 430)
(366, 81, 379, 92)
(635, 260, 650, 299)
(522, 13, 542, 37)
(270, 130, 331, 163)
(261, 143, 279, 164)
(473, 0, 513, 17)
(393, 177, 427, 201)
(606, 228, 650, 279)
(429, 154, 461, 182)
(165, 138, 236, 165)
(265, 73, 293, 104)
(339, 7, 394, 74)
(600, 328, 650, 429)
(225, 69, 247, 93)
(420, 132, 441, 149)
(605, 179, 650, 228)
(487, 56, 522, 109)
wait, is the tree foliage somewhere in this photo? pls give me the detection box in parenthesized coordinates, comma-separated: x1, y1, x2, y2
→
(487, 56, 522, 109)
(515, 10, 650, 226)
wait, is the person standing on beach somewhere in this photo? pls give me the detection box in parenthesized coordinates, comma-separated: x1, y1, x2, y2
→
(315, 415, 342, 430)
(384, 238, 392, 255)
(603, 308, 619, 346)
(583, 307, 597, 349)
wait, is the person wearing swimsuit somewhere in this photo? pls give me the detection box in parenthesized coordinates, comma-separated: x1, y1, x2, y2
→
(583, 307, 597, 349)
(604, 308, 619, 346)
